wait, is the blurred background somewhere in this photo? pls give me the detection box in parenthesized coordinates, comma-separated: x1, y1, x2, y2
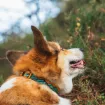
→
(0, 0, 105, 104)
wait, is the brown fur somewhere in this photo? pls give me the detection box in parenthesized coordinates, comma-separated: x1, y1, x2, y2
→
(13, 48, 61, 83)
(0, 26, 62, 105)
(0, 76, 59, 105)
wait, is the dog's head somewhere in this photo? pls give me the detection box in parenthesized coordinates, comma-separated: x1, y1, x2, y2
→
(6, 26, 85, 95)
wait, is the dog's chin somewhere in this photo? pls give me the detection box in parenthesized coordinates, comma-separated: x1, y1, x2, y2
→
(69, 68, 85, 77)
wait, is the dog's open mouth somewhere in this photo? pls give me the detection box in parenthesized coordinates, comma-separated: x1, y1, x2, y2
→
(70, 60, 85, 69)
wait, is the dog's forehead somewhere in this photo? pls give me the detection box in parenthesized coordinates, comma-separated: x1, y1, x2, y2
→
(58, 48, 83, 59)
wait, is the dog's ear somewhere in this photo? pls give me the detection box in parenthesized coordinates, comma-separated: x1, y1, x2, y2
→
(6, 50, 25, 66)
(31, 26, 51, 55)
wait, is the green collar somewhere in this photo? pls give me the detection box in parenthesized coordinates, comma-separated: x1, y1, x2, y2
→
(23, 73, 58, 94)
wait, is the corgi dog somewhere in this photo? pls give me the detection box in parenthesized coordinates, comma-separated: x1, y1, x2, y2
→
(0, 26, 85, 105)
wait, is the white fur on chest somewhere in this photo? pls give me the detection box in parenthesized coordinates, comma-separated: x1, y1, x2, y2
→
(0, 78, 16, 93)
(58, 97, 71, 105)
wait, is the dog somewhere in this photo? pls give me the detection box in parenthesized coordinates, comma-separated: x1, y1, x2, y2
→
(0, 26, 85, 105)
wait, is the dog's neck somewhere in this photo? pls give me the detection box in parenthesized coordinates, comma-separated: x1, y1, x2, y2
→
(56, 75, 73, 95)
(20, 72, 59, 94)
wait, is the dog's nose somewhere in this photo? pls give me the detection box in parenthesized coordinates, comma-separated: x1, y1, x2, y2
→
(80, 48, 84, 52)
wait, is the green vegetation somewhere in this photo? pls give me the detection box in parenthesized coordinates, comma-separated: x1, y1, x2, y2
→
(0, 0, 105, 104)
(41, 0, 105, 104)
(0, 75, 4, 85)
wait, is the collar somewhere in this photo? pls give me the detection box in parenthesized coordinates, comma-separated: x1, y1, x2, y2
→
(21, 72, 58, 94)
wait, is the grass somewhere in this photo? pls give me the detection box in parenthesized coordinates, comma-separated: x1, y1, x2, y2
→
(71, 79, 105, 105)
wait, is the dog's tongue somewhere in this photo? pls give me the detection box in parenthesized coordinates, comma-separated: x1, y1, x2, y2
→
(71, 60, 85, 69)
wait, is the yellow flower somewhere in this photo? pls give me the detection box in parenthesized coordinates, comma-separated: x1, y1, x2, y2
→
(76, 22, 81, 27)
